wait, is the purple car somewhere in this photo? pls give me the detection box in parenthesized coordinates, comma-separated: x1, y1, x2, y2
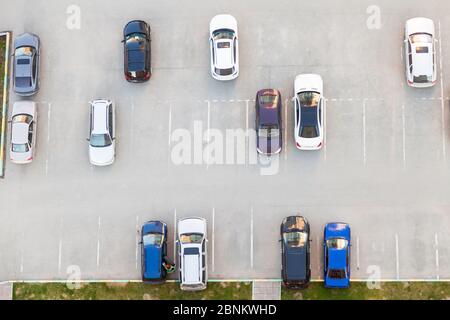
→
(255, 89, 282, 155)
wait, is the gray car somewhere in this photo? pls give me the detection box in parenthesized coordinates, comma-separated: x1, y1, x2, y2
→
(13, 33, 40, 96)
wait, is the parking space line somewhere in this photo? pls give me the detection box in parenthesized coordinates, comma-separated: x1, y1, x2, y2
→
(20, 252, 23, 274)
(315, 235, 321, 275)
(402, 104, 406, 169)
(356, 236, 360, 270)
(250, 206, 254, 269)
(212, 208, 215, 273)
(135, 215, 139, 270)
(435, 233, 440, 280)
(395, 233, 400, 279)
(58, 217, 63, 274)
(438, 20, 446, 161)
(284, 98, 288, 162)
(363, 99, 367, 166)
(96, 216, 101, 269)
(173, 209, 177, 261)
(45, 102, 52, 176)
(246, 99, 249, 166)
(206, 100, 211, 169)
(323, 98, 327, 161)
(130, 102, 135, 150)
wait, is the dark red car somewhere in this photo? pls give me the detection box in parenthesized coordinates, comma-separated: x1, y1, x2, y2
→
(123, 20, 151, 82)
(255, 89, 282, 155)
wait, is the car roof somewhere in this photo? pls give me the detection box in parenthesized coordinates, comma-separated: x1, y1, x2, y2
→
(214, 40, 233, 69)
(91, 101, 109, 133)
(328, 247, 347, 269)
(144, 246, 162, 279)
(182, 247, 202, 284)
(412, 44, 434, 76)
(285, 247, 307, 280)
(11, 123, 29, 144)
(300, 107, 318, 126)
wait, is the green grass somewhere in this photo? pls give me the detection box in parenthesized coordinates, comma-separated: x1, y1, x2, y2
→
(13, 282, 252, 300)
(282, 282, 450, 300)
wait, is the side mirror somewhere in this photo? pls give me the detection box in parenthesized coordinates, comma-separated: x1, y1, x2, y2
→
(86, 138, 90, 141)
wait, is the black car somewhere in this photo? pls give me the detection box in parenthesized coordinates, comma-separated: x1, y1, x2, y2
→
(255, 89, 282, 155)
(123, 20, 151, 82)
(280, 216, 311, 289)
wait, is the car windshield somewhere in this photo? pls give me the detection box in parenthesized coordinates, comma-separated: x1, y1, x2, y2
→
(258, 124, 280, 138)
(327, 269, 347, 279)
(179, 233, 203, 244)
(215, 67, 234, 76)
(12, 143, 29, 153)
(212, 29, 234, 40)
(90, 133, 112, 148)
(15, 46, 34, 56)
(297, 91, 320, 108)
(126, 32, 146, 42)
(300, 125, 319, 138)
(12, 114, 32, 124)
(283, 231, 308, 248)
(410, 33, 433, 44)
(327, 238, 348, 250)
(143, 233, 163, 247)
(259, 94, 279, 106)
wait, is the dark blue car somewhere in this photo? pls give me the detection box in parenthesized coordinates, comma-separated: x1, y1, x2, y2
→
(141, 220, 168, 283)
(324, 223, 351, 288)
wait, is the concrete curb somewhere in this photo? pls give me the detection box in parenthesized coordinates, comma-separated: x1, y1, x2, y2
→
(0, 282, 12, 300)
(0, 31, 11, 179)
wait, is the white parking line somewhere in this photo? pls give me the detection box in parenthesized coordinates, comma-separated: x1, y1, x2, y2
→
(284, 98, 288, 162)
(96, 216, 101, 269)
(58, 217, 63, 273)
(135, 215, 140, 270)
(438, 20, 446, 161)
(212, 207, 215, 273)
(45, 102, 52, 176)
(402, 104, 406, 169)
(250, 206, 254, 269)
(435, 233, 440, 280)
(130, 102, 135, 149)
(395, 233, 400, 279)
(363, 99, 367, 166)
(316, 235, 321, 275)
(323, 98, 327, 161)
(20, 252, 23, 274)
(206, 100, 211, 169)
(356, 236, 360, 270)
(173, 209, 177, 261)
(246, 99, 250, 165)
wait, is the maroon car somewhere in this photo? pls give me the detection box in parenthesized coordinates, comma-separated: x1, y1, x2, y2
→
(255, 89, 282, 155)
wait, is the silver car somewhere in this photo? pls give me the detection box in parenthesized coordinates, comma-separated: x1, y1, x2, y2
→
(87, 99, 116, 166)
(13, 33, 40, 96)
(10, 101, 37, 164)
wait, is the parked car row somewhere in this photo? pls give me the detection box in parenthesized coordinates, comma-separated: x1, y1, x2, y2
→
(9, 15, 437, 164)
(141, 216, 350, 291)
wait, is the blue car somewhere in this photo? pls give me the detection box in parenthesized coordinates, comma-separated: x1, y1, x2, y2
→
(141, 221, 169, 283)
(323, 223, 351, 288)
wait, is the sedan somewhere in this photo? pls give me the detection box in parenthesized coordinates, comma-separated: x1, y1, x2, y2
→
(294, 74, 324, 150)
(255, 89, 282, 155)
(13, 33, 40, 96)
(123, 20, 151, 82)
(280, 216, 311, 289)
(324, 223, 351, 288)
(141, 221, 169, 283)
(10, 101, 37, 164)
(404, 17, 437, 87)
(209, 14, 239, 81)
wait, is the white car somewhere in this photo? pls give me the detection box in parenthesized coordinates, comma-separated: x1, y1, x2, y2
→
(87, 99, 115, 166)
(209, 14, 239, 81)
(10, 101, 37, 164)
(294, 74, 325, 150)
(404, 17, 437, 87)
(177, 217, 208, 291)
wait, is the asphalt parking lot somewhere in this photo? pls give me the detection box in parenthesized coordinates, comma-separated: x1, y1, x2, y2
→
(1, 0, 450, 281)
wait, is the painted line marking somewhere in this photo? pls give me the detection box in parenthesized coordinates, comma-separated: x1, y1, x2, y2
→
(316, 235, 321, 274)
(356, 236, 360, 270)
(250, 206, 254, 269)
(402, 104, 406, 169)
(96, 216, 101, 269)
(212, 207, 215, 273)
(58, 217, 63, 273)
(135, 215, 140, 270)
(206, 100, 211, 169)
(323, 98, 327, 162)
(173, 209, 177, 261)
(438, 20, 446, 161)
(435, 233, 440, 280)
(395, 234, 400, 280)
(246, 99, 250, 166)
(20, 253, 24, 274)
(363, 99, 367, 166)
(45, 102, 52, 176)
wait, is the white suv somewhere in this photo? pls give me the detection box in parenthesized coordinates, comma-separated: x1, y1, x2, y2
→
(404, 17, 437, 87)
(209, 14, 239, 81)
(87, 99, 116, 166)
(177, 217, 208, 291)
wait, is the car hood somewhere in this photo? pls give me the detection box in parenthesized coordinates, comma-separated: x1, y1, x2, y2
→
(257, 135, 281, 154)
(89, 144, 114, 165)
(12, 101, 36, 117)
(406, 17, 435, 37)
(178, 218, 206, 236)
(14, 33, 39, 50)
(324, 223, 350, 240)
(124, 20, 150, 37)
(143, 246, 162, 279)
(285, 247, 307, 280)
(210, 14, 237, 34)
(142, 222, 165, 235)
(295, 74, 323, 94)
